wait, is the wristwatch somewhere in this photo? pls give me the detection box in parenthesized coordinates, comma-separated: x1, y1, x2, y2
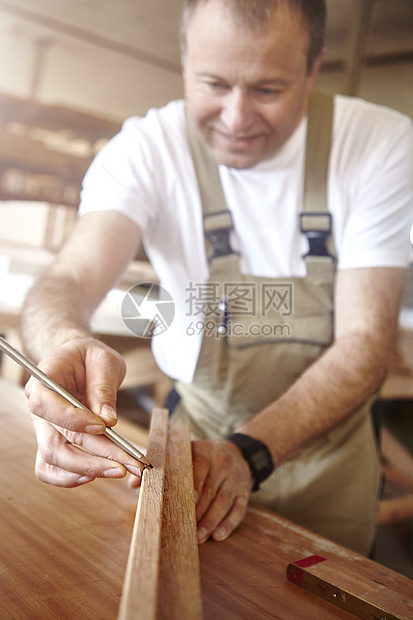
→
(226, 432, 274, 492)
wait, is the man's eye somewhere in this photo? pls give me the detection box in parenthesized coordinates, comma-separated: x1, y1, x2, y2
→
(257, 88, 280, 97)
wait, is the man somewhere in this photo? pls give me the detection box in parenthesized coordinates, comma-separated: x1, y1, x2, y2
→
(21, 0, 413, 556)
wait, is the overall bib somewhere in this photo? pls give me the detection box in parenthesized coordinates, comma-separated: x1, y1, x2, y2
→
(172, 95, 381, 555)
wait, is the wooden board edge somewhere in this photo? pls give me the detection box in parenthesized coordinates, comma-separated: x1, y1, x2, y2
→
(118, 408, 169, 620)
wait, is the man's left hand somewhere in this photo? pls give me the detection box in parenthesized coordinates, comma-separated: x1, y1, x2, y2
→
(192, 439, 253, 544)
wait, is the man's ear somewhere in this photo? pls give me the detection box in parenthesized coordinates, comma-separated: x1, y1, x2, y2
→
(307, 48, 325, 91)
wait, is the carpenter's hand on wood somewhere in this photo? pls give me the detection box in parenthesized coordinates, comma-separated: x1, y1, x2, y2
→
(191, 439, 253, 544)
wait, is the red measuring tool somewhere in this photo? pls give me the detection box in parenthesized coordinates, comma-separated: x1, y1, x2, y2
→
(287, 554, 413, 619)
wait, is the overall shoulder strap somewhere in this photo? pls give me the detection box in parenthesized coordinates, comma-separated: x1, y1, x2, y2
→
(185, 95, 336, 262)
(303, 92, 334, 214)
(185, 110, 228, 217)
(185, 109, 238, 263)
(301, 92, 336, 261)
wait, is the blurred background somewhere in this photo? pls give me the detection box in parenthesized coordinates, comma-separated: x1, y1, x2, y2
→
(0, 0, 412, 206)
(0, 0, 412, 119)
(0, 0, 412, 578)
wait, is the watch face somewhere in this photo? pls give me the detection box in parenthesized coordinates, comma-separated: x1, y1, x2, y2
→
(250, 448, 271, 473)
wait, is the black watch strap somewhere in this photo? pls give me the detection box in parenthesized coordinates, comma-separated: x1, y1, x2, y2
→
(226, 433, 274, 492)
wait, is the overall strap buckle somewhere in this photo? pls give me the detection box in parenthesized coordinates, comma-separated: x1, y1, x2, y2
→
(300, 212, 335, 261)
(203, 210, 239, 262)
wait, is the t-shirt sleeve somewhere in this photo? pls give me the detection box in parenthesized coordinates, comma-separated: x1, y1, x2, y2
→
(78, 116, 161, 232)
(335, 104, 413, 270)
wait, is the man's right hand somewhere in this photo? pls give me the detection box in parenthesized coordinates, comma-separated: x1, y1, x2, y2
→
(25, 337, 145, 487)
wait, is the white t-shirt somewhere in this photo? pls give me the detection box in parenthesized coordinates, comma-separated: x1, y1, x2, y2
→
(79, 96, 413, 382)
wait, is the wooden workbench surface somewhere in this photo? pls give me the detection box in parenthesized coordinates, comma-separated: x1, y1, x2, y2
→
(1, 378, 412, 619)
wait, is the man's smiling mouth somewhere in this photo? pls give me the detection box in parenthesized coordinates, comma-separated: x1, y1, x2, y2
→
(213, 128, 263, 148)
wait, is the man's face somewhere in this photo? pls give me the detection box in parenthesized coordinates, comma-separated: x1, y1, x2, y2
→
(183, 0, 322, 169)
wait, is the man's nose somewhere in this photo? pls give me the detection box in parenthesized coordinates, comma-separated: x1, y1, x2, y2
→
(220, 90, 253, 135)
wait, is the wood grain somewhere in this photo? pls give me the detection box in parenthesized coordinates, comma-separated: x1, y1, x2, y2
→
(198, 505, 413, 620)
(118, 409, 202, 620)
(157, 423, 203, 620)
(287, 554, 413, 619)
(0, 380, 137, 619)
(118, 408, 169, 620)
(2, 379, 412, 620)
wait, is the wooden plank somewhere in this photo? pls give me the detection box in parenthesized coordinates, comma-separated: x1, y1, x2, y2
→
(119, 408, 169, 620)
(157, 423, 203, 620)
(0, 92, 121, 141)
(118, 409, 203, 620)
(0, 379, 141, 619)
(2, 378, 412, 620)
(199, 506, 413, 620)
(0, 127, 92, 179)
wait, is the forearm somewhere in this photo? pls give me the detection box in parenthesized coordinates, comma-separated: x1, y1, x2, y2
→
(239, 267, 403, 467)
(239, 329, 391, 466)
(21, 271, 94, 362)
(20, 211, 142, 363)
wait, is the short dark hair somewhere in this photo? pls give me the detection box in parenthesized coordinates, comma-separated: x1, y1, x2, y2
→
(180, 0, 326, 74)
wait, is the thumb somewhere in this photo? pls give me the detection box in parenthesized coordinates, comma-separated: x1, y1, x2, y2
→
(85, 347, 126, 426)
(99, 402, 119, 427)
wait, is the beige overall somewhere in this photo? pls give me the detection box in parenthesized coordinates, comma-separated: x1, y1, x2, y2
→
(172, 95, 381, 555)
